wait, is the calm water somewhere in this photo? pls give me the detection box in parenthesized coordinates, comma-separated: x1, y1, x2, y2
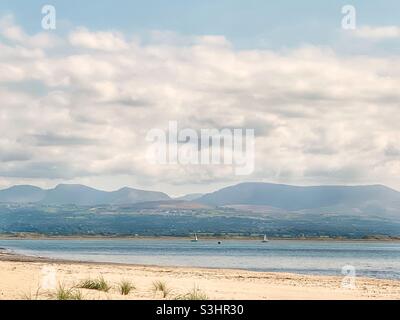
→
(1, 239, 400, 280)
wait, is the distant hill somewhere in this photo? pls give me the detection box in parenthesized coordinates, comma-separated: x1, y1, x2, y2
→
(107, 187, 171, 205)
(0, 184, 170, 205)
(197, 182, 400, 214)
(0, 185, 46, 203)
(41, 184, 108, 205)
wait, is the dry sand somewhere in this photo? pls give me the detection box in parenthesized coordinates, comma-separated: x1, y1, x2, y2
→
(0, 250, 399, 300)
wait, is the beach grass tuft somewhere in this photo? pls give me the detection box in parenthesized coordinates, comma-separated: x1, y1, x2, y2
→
(152, 280, 171, 298)
(175, 286, 209, 300)
(78, 276, 111, 292)
(118, 280, 135, 295)
(55, 284, 83, 300)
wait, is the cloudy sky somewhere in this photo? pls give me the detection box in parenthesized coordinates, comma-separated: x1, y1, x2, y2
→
(0, 0, 399, 196)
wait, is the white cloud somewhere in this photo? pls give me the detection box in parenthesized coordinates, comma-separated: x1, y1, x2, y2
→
(0, 14, 60, 48)
(0, 17, 399, 194)
(69, 27, 129, 51)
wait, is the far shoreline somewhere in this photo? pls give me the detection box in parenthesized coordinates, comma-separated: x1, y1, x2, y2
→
(0, 234, 399, 242)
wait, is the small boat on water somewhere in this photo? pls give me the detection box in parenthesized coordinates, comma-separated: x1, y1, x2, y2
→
(262, 234, 269, 243)
(191, 233, 198, 242)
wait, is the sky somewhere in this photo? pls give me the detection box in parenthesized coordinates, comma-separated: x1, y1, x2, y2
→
(0, 0, 400, 196)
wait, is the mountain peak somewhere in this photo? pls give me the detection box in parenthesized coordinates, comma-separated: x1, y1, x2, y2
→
(0, 185, 46, 203)
(3, 185, 44, 191)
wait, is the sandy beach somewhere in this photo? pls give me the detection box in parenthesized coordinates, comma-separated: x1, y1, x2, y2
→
(0, 250, 399, 300)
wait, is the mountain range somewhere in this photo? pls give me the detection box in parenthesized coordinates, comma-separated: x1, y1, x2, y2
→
(0, 184, 170, 205)
(1, 182, 400, 237)
(0, 182, 400, 217)
(197, 182, 400, 214)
